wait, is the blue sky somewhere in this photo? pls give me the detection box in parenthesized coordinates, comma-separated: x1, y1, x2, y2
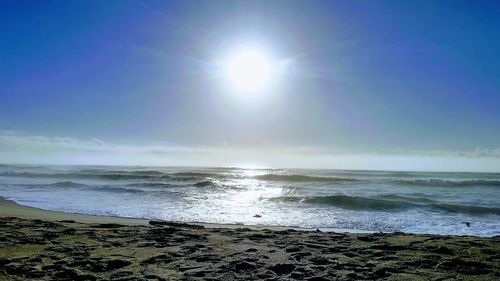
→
(1, 0, 499, 170)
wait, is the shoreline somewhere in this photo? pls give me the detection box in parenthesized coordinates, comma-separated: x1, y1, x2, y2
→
(0, 198, 148, 226)
(0, 197, 374, 234)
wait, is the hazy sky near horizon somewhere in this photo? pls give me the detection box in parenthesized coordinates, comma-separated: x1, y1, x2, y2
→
(1, 0, 499, 170)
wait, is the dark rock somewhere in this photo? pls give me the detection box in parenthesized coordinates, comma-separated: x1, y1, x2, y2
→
(298, 242, 324, 249)
(29, 257, 42, 263)
(343, 251, 357, 257)
(247, 233, 274, 240)
(445, 259, 490, 275)
(111, 271, 134, 279)
(4, 263, 26, 275)
(374, 267, 391, 278)
(376, 255, 398, 261)
(20, 237, 45, 244)
(234, 261, 257, 271)
(310, 256, 330, 265)
(72, 258, 131, 272)
(92, 223, 125, 228)
(53, 266, 81, 279)
(74, 273, 97, 281)
(42, 231, 60, 240)
(188, 269, 211, 277)
(307, 277, 330, 281)
(148, 220, 171, 226)
(194, 254, 222, 262)
(269, 263, 296, 275)
(148, 220, 204, 229)
(371, 244, 406, 251)
(111, 276, 147, 281)
(431, 246, 454, 255)
(0, 258, 11, 266)
(346, 272, 363, 279)
(105, 259, 132, 270)
(26, 270, 45, 278)
(42, 263, 64, 271)
(179, 245, 199, 255)
(285, 246, 302, 253)
(290, 272, 304, 279)
(179, 232, 205, 239)
(357, 235, 376, 242)
(411, 258, 438, 269)
(243, 257, 259, 262)
(140, 254, 174, 265)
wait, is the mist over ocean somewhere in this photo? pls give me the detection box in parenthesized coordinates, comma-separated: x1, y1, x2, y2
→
(0, 164, 499, 237)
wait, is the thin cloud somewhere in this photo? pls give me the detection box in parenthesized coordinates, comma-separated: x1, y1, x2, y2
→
(0, 131, 499, 172)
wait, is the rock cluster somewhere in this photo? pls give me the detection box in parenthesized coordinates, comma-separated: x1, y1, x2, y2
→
(0, 217, 499, 280)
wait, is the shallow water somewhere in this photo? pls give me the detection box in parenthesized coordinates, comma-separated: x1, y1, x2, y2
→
(1, 164, 499, 236)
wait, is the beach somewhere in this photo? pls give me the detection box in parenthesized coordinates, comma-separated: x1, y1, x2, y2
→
(1, 198, 499, 281)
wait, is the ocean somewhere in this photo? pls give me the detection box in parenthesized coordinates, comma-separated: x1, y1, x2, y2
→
(0, 164, 499, 237)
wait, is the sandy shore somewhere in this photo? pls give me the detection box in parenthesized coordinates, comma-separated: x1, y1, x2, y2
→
(0, 198, 371, 233)
(1, 199, 499, 280)
(0, 198, 148, 225)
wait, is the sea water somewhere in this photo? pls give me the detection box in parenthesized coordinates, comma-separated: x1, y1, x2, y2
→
(0, 164, 499, 236)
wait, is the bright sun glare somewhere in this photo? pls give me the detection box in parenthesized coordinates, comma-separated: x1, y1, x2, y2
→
(223, 49, 273, 92)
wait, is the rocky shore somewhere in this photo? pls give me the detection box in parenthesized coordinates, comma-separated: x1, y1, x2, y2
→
(0, 215, 498, 281)
(0, 199, 498, 280)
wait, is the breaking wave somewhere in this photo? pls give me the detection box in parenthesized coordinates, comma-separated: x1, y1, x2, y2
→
(3, 168, 499, 188)
(0, 171, 171, 180)
(171, 172, 228, 178)
(15, 181, 90, 188)
(125, 182, 173, 188)
(193, 180, 215, 187)
(270, 194, 500, 215)
(254, 174, 361, 183)
(87, 186, 145, 194)
(391, 179, 500, 187)
(48, 181, 89, 188)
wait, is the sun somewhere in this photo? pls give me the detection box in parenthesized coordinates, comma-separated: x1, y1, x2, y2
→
(223, 48, 273, 93)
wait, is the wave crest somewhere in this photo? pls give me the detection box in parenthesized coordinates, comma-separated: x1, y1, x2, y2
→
(0, 171, 171, 180)
(392, 179, 500, 187)
(254, 174, 360, 183)
(48, 181, 89, 188)
(88, 186, 145, 193)
(193, 180, 214, 187)
(270, 194, 500, 216)
(171, 172, 227, 178)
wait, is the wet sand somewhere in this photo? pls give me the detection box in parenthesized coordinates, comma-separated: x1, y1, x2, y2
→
(1, 199, 499, 280)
